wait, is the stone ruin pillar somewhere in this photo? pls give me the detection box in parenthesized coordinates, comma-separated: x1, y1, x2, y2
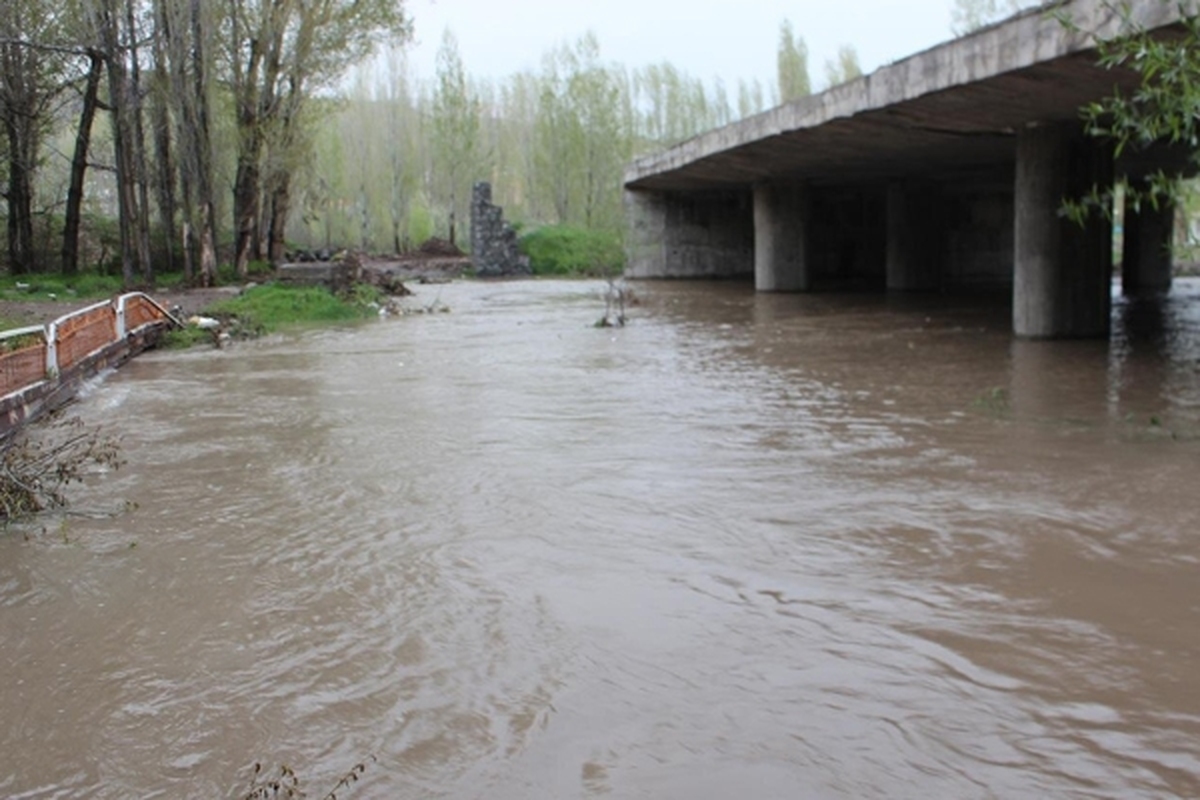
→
(470, 182, 531, 277)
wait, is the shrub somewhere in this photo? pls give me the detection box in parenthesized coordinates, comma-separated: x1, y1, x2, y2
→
(518, 225, 625, 277)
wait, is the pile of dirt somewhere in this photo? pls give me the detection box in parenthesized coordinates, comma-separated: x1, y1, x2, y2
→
(414, 237, 465, 258)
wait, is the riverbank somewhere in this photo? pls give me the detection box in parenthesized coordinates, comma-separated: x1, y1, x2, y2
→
(0, 285, 243, 330)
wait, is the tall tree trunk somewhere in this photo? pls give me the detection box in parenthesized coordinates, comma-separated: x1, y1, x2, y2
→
(232, 141, 261, 277)
(151, 0, 178, 274)
(3, 114, 37, 275)
(190, 0, 217, 286)
(97, 0, 137, 287)
(1, 41, 39, 276)
(126, 0, 154, 285)
(61, 51, 104, 276)
(267, 177, 290, 265)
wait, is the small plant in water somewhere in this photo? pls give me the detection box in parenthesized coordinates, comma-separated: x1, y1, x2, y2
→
(596, 278, 629, 328)
(972, 386, 1011, 416)
(239, 756, 376, 800)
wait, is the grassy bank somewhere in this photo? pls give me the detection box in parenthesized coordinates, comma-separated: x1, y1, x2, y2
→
(163, 283, 382, 348)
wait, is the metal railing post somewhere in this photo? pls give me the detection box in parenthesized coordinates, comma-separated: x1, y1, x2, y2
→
(45, 322, 58, 378)
(116, 295, 127, 340)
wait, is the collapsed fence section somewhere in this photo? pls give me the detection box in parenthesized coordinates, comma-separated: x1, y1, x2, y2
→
(0, 293, 177, 435)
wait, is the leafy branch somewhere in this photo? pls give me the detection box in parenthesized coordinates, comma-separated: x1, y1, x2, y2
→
(1058, 1, 1200, 221)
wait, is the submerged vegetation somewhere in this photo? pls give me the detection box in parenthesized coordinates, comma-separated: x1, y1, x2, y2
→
(240, 757, 375, 800)
(0, 414, 122, 521)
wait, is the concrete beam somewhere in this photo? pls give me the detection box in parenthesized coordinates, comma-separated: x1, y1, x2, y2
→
(1014, 123, 1114, 338)
(625, 0, 1196, 192)
(754, 182, 811, 292)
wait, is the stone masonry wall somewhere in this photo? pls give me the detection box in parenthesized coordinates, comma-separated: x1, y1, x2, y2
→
(471, 182, 531, 277)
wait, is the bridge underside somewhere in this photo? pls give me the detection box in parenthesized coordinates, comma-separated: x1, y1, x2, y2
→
(624, 2, 1195, 338)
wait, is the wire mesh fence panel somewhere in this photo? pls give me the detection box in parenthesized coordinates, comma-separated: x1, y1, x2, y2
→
(55, 306, 118, 371)
(0, 343, 49, 396)
(124, 295, 166, 331)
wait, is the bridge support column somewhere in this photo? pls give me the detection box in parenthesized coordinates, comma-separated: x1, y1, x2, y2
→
(1014, 123, 1114, 338)
(887, 182, 941, 291)
(625, 189, 669, 278)
(625, 188, 754, 279)
(754, 182, 811, 292)
(1122, 184, 1174, 295)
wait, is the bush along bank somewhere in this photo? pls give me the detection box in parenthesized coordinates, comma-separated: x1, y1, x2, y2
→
(518, 225, 625, 277)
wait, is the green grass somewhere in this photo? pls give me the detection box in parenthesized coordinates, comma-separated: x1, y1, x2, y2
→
(518, 225, 625, 277)
(0, 272, 126, 302)
(203, 283, 377, 335)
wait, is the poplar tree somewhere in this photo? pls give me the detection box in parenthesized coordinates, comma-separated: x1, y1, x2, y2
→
(431, 30, 480, 247)
(950, 0, 1036, 35)
(776, 20, 811, 103)
(823, 45, 863, 88)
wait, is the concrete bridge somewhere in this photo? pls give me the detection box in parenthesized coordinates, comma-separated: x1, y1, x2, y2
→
(623, 0, 1196, 338)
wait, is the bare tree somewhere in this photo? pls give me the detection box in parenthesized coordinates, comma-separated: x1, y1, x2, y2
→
(61, 48, 103, 276)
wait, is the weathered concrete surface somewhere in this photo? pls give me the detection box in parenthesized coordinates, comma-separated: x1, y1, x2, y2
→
(625, 189, 753, 279)
(1014, 123, 1114, 338)
(278, 262, 361, 293)
(625, 0, 1194, 192)
(754, 183, 811, 292)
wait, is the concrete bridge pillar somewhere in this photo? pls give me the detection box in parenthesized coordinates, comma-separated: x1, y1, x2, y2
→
(625, 188, 754, 279)
(754, 182, 811, 292)
(1014, 123, 1114, 339)
(625, 189, 669, 279)
(886, 182, 942, 292)
(1122, 184, 1175, 295)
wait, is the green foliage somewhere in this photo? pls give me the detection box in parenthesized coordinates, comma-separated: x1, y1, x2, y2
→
(0, 272, 125, 301)
(777, 20, 811, 102)
(950, 0, 1035, 35)
(431, 30, 482, 245)
(823, 45, 863, 89)
(535, 33, 632, 231)
(1059, 2, 1200, 222)
(161, 326, 217, 350)
(519, 225, 625, 276)
(203, 283, 377, 334)
(407, 201, 435, 248)
(0, 332, 42, 352)
(217, 260, 274, 285)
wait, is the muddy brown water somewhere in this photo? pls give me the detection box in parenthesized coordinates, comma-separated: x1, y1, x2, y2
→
(2, 279, 1199, 798)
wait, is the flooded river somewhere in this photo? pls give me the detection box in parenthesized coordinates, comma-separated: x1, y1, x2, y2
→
(2, 279, 1199, 798)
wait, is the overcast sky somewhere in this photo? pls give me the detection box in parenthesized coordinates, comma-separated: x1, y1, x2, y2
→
(402, 0, 962, 90)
